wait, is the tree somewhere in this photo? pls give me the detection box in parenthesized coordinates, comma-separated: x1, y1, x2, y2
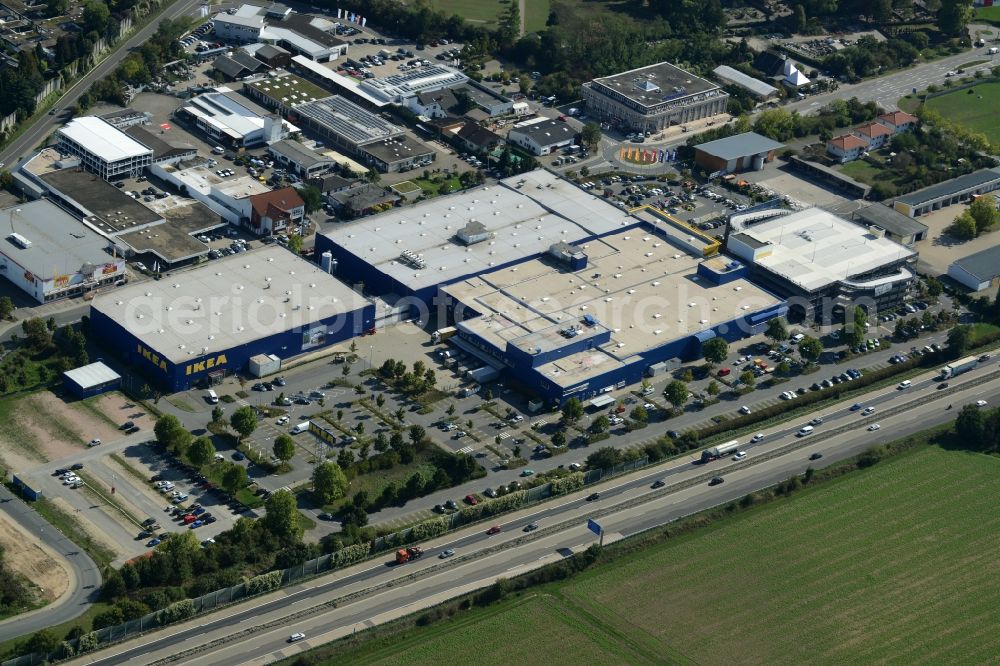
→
(561, 397, 584, 423)
(82, 0, 110, 34)
(21, 318, 51, 350)
(765, 317, 789, 344)
(262, 489, 303, 542)
(221, 464, 248, 493)
(872, 0, 892, 23)
(630, 405, 649, 423)
(591, 414, 610, 433)
(955, 404, 986, 443)
(968, 195, 1000, 235)
(446, 403, 456, 417)
(937, 0, 972, 36)
(701, 337, 728, 365)
(551, 429, 566, 447)
(581, 122, 601, 149)
(950, 211, 978, 240)
(295, 185, 323, 213)
(376, 393, 386, 408)
(706, 380, 720, 396)
(798, 336, 824, 364)
(211, 406, 224, 424)
(187, 436, 215, 468)
(946, 325, 971, 356)
(287, 233, 304, 254)
(585, 447, 623, 470)
(154, 415, 190, 451)
(229, 406, 257, 441)
(753, 108, 797, 141)
(663, 380, 689, 408)
(408, 424, 426, 446)
(312, 461, 349, 504)
(0, 296, 13, 319)
(739, 370, 756, 387)
(23, 629, 60, 656)
(273, 435, 295, 462)
(337, 448, 355, 469)
(793, 3, 807, 32)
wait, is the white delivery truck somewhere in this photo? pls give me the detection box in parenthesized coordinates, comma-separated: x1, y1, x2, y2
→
(291, 421, 311, 434)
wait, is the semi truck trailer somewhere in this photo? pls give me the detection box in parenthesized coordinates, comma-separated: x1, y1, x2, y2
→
(939, 356, 979, 380)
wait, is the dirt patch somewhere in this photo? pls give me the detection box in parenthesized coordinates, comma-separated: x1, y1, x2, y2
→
(0, 511, 70, 605)
(86, 392, 157, 432)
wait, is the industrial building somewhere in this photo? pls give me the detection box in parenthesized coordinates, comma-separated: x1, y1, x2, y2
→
(90, 246, 374, 391)
(948, 245, 1000, 291)
(175, 87, 299, 148)
(356, 65, 469, 105)
(440, 227, 785, 406)
(851, 204, 928, 247)
(581, 61, 729, 132)
(63, 362, 121, 399)
(267, 139, 336, 177)
(56, 117, 153, 180)
(151, 158, 272, 227)
(316, 170, 638, 307)
(243, 73, 328, 115)
(213, 4, 348, 62)
(292, 95, 436, 171)
(726, 208, 916, 322)
(712, 65, 778, 100)
(693, 132, 783, 175)
(893, 168, 1000, 217)
(0, 200, 125, 303)
(507, 118, 576, 156)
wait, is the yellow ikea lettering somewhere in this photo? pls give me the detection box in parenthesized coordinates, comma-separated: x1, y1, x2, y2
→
(185, 354, 227, 376)
(136, 344, 167, 372)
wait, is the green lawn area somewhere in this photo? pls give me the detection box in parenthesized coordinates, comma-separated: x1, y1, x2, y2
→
(391, 180, 421, 195)
(974, 5, 1000, 26)
(296, 444, 1000, 664)
(926, 82, 1000, 145)
(413, 176, 462, 197)
(428, 0, 549, 32)
(838, 159, 885, 184)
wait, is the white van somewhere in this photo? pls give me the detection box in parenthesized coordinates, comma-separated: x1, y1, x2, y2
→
(291, 421, 310, 434)
(790, 333, 805, 343)
(212, 146, 225, 154)
(797, 425, 814, 437)
(897, 380, 911, 390)
(206, 390, 219, 404)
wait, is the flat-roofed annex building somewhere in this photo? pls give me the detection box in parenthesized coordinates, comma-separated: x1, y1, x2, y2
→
(581, 61, 729, 132)
(726, 208, 916, 322)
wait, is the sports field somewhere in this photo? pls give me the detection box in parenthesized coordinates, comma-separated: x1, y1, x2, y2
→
(926, 82, 1000, 145)
(307, 445, 1000, 664)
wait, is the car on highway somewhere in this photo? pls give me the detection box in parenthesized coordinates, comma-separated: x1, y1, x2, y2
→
(809, 417, 824, 426)
(850, 403, 863, 411)
(897, 380, 912, 390)
(288, 632, 305, 643)
(862, 407, 876, 416)
(651, 479, 665, 489)
(868, 424, 881, 431)
(751, 433, 764, 443)
(732, 450, 747, 460)
(486, 525, 501, 535)
(586, 492, 600, 501)
(976, 400, 988, 407)
(523, 522, 538, 532)
(439, 549, 456, 559)
(938, 382, 949, 390)
(708, 476, 724, 486)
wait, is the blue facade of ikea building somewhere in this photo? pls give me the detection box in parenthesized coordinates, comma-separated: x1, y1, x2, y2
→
(90, 303, 376, 393)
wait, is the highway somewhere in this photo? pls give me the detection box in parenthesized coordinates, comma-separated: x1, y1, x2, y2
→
(71, 362, 999, 665)
(0, 0, 203, 168)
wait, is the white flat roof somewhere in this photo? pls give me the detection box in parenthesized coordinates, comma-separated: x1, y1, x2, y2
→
(322, 170, 634, 291)
(91, 246, 370, 363)
(58, 117, 152, 162)
(740, 208, 915, 291)
(63, 361, 120, 389)
(182, 88, 299, 140)
(291, 55, 388, 107)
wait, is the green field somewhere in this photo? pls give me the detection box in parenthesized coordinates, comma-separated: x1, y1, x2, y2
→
(838, 159, 885, 185)
(306, 445, 1000, 664)
(428, 0, 550, 33)
(926, 82, 1000, 145)
(973, 5, 1000, 26)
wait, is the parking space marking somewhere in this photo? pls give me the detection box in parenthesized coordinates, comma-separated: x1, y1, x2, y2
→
(457, 445, 474, 455)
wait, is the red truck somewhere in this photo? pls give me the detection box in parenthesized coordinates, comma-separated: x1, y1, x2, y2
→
(395, 546, 425, 564)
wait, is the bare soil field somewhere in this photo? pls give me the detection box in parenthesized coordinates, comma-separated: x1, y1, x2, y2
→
(48, 496, 128, 561)
(0, 511, 69, 606)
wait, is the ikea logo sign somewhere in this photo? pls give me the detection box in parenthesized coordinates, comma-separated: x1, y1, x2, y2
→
(137, 344, 168, 372)
(185, 354, 228, 376)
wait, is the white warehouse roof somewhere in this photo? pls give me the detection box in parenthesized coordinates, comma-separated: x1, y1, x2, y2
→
(58, 117, 152, 162)
(63, 361, 121, 389)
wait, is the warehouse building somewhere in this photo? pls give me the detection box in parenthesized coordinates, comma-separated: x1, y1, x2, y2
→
(0, 200, 125, 303)
(581, 61, 729, 132)
(712, 65, 778, 100)
(63, 362, 121, 399)
(440, 227, 785, 405)
(90, 246, 374, 391)
(315, 170, 636, 308)
(175, 88, 299, 149)
(244, 73, 328, 115)
(507, 118, 576, 156)
(267, 139, 336, 177)
(851, 204, 928, 247)
(726, 208, 916, 322)
(213, 5, 348, 62)
(693, 132, 783, 175)
(948, 246, 1000, 291)
(56, 117, 153, 180)
(357, 65, 468, 105)
(892, 168, 1000, 217)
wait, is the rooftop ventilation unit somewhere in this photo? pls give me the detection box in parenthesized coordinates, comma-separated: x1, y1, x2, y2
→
(398, 249, 426, 269)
